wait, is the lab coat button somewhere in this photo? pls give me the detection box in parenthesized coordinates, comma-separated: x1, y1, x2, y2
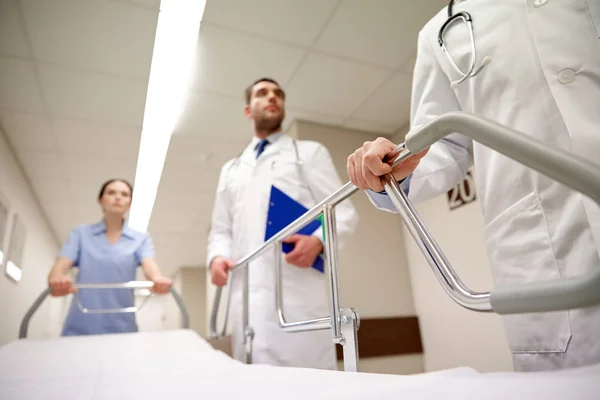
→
(534, 0, 547, 7)
(557, 69, 575, 84)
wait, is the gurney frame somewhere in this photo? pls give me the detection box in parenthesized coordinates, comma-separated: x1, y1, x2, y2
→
(210, 111, 600, 372)
(19, 281, 190, 339)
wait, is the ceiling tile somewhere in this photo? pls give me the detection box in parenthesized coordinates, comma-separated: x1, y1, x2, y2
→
(112, 0, 160, 9)
(0, 57, 45, 113)
(175, 90, 251, 141)
(0, 110, 57, 151)
(285, 53, 389, 117)
(158, 164, 219, 196)
(190, 24, 306, 97)
(38, 64, 147, 126)
(67, 179, 109, 204)
(165, 134, 246, 169)
(315, 0, 446, 69)
(21, 0, 158, 79)
(63, 154, 137, 184)
(53, 118, 141, 160)
(342, 118, 397, 136)
(147, 212, 196, 234)
(28, 176, 71, 203)
(202, 0, 339, 47)
(153, 192, 213, 214)
(0, 0, 31, 58)
(350, 72, 412, 127)
(283, 107, 345, 132)
(42, 197, 99, 217)
(16, 149, 68, 180)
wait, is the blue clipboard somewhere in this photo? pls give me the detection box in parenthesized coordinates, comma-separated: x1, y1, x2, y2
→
(265, 185, 325, 273)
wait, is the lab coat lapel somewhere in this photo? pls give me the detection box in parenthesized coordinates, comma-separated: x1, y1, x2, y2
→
(238, 141, 258, 167)
(256, 134, 294, 166)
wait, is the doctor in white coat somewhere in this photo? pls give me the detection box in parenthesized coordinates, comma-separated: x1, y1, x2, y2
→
(208, 78, 359, 369)
(347, 0, 600, 372)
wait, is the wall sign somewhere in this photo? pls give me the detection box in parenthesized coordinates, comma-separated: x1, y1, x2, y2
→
(447, 170, 476, 210)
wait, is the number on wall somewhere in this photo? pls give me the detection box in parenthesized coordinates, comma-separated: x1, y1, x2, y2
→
(447, 170, 476, 210)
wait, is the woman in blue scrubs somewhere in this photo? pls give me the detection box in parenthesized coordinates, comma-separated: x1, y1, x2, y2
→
(47, 179, 172, 336)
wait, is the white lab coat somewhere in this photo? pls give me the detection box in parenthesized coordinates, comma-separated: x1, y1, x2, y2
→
(207, 133, 359, 369)
(368, 0, 600, 372)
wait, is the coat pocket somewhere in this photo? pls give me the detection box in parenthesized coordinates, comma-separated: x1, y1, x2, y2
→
(484, 191, 572, 353)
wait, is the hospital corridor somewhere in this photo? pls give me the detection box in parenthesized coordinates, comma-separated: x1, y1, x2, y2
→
(0, 0, 599, 398)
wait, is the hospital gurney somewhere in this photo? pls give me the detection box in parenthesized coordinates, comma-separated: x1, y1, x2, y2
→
(3, 112, 600, 399)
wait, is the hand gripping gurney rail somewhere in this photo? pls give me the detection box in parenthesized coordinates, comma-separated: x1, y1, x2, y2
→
(210, 111, 600, 372)
(18, 281, 191, 338)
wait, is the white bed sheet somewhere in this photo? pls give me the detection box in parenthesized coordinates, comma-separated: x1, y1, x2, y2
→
(0, 329, 597, 400)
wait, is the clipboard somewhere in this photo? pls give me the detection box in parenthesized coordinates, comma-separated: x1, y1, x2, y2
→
(265, 185, 325, 273)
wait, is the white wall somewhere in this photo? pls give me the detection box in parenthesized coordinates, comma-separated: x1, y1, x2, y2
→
(136, 268, 184, 331)
(0, 128, 63, 346)
(180, 266, 206, 336)
(296, 121, 423, 375)
(398, 163, 514, 372)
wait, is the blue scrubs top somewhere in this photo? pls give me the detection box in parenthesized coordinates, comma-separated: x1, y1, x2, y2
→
(59, 220, 154, 336)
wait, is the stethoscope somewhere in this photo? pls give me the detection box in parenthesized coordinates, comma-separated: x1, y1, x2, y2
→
(438, 0, 491, 88)
(225, 138, 318, 204)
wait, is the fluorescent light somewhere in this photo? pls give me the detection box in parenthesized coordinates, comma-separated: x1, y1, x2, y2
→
(0, 250, 4, 265)
(128, 0, 206, 233)
(6, 260, 22, 282)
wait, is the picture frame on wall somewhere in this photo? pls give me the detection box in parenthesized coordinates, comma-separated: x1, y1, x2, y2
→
(5, 212, 27, 283)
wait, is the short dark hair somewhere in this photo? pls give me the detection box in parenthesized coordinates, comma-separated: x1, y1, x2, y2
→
(98, 179, 133, 200)
(244, 77, 285, 105)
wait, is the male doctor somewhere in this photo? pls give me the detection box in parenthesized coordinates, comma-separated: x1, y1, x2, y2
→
(207, 78, 359, 369)
(347, 0, 600, 372)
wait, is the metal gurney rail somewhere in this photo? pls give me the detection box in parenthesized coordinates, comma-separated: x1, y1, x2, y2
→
(19, 281, 190, 339)
(210, 111, 600, 372)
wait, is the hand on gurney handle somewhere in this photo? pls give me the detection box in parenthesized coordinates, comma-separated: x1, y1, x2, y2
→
(209, 234, 322, 287)
(48, 275, 77, 297)
(210, 256, 235, 287)
(347, 137, 429, 192)
(150, 276, 173, 294)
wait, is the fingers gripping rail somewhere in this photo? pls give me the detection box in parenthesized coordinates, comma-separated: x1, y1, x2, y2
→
(19, 281, 190, 339)
(212, 111, 600, 370)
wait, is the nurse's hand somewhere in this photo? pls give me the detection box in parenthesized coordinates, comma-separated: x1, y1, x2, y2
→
(151, 276, 172, 294)
(210, 256, 235, 287)
(283, 235, 323, 268)
(49, 276, 77, 297)
(347, 137, 429, 193)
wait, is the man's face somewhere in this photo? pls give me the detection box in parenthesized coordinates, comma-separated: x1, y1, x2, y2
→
(244, 81, 285, 133)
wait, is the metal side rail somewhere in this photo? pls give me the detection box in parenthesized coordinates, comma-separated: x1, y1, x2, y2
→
(210, 181, 362, 370)
(385, 111, 600, 314)
(19, 281, 189, 339)
(209, 111, 600, 372)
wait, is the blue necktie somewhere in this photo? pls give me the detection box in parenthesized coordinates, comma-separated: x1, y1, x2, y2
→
(255, 139, 270, 159)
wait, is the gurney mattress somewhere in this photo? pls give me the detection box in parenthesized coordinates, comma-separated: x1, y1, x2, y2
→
(0, 329, 597, 399)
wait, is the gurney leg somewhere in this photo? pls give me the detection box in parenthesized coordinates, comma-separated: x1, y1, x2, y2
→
(340, 307, 360, 372)
(244, 325, 255, 364)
